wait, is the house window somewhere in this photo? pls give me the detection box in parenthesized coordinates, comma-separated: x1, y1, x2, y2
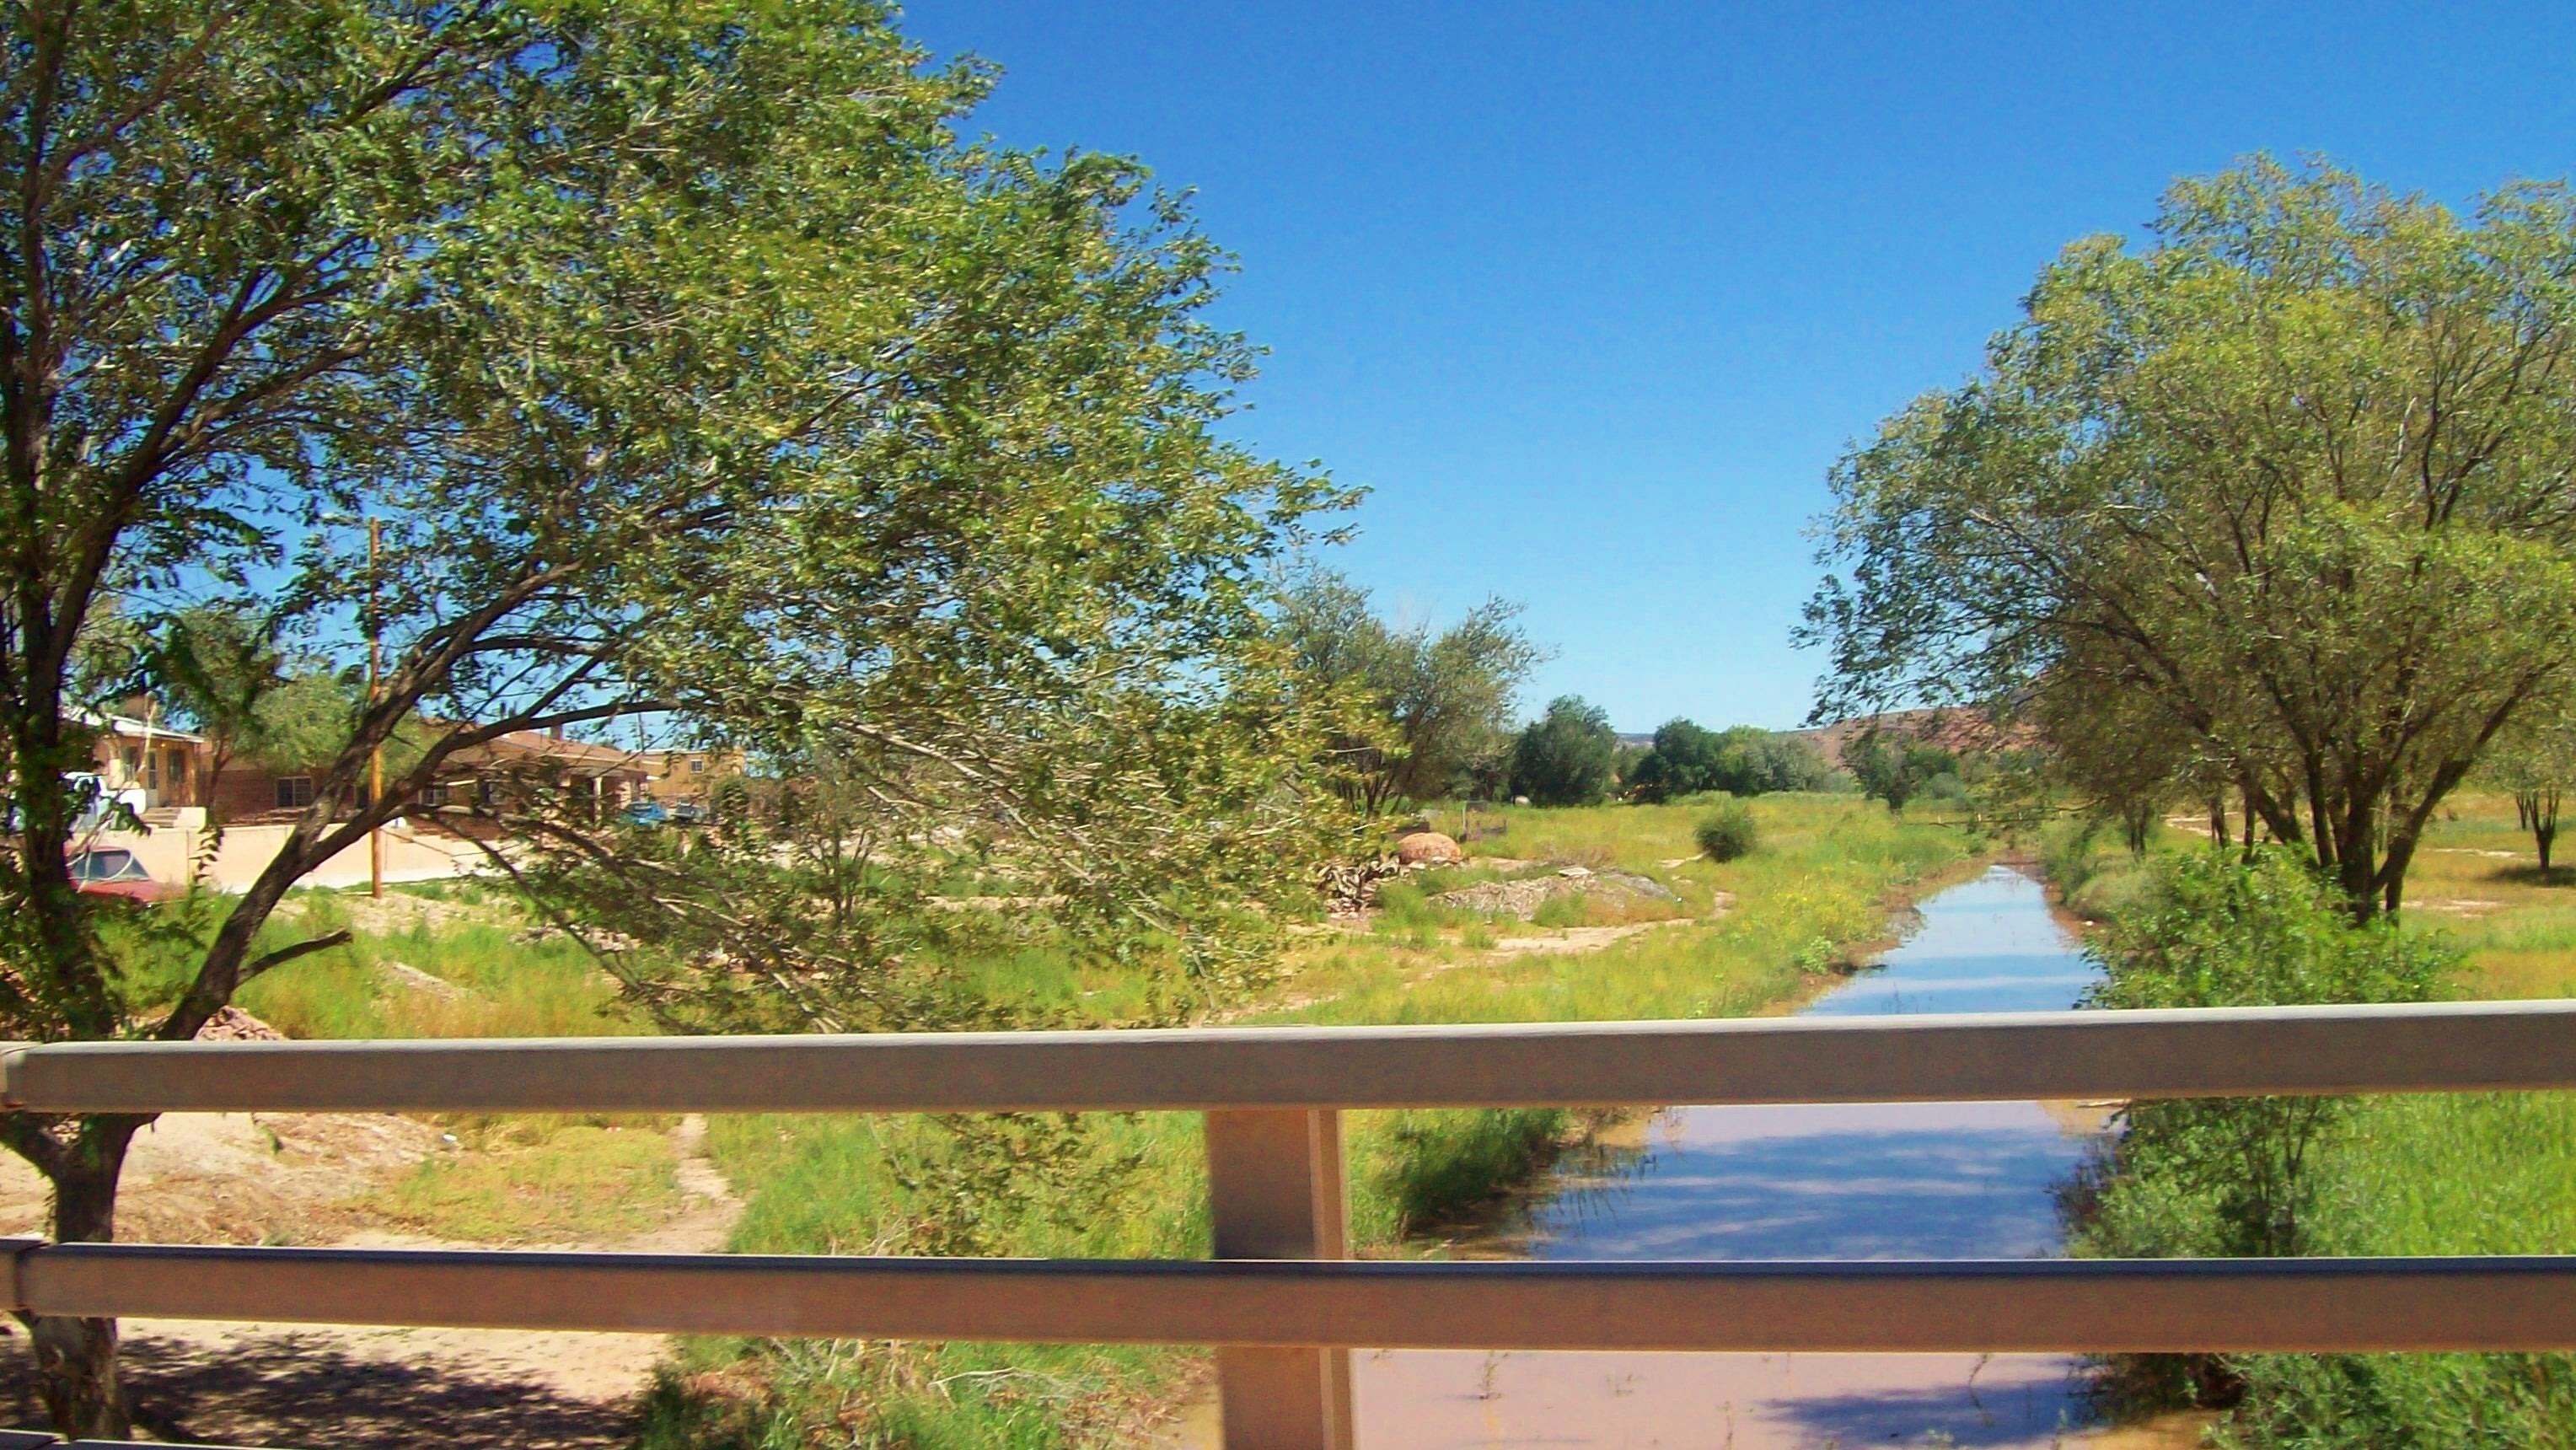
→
(689, 758, 706, 774)
(417, 783, 452, 808)
(275, 776, 315, 810)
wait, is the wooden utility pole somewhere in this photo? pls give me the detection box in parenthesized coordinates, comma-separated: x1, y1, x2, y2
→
(368, 517, 384, 900)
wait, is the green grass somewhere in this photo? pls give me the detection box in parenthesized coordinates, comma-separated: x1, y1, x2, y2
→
(650, 794, 1972, 1447)
(373, 1118, 685, 1243)
(2155, 1090, 2576, 1450)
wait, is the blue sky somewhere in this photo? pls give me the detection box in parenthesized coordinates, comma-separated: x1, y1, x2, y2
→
(900, 2, 2576, 731)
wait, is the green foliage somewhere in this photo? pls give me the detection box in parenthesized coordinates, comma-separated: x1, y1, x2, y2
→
(1511, 695, 1618, 806)
(1693, 801, 1759, 862)
(2081, 851, 2453, 1260)
(1626, 719, 1833, 803)
(1366, 1109, 1566, 1234)
(2087, 849, 2455, 1015)
(1842, 730, 1956, 814)
(1275, 566, 1547, 814)
(2059, 848, 2564, 1443)
(1, 4, 1360, 1427)
(2203, 1090, 2576, 1450)
(1529, 892, 1591, 928)
(1805, 155, 2576, 917)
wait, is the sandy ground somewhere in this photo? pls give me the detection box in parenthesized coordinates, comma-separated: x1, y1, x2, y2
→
(0, 1113, 742, 1447)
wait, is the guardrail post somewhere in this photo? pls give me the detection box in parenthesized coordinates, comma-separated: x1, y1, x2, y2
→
(1206, 1109, 1352, 1450)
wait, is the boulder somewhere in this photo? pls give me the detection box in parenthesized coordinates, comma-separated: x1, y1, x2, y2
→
(1394, 831, 1464, 866)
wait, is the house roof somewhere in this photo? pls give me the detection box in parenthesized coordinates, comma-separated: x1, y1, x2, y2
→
(445, 730, 649, 779)
(71, 708, 207, 746)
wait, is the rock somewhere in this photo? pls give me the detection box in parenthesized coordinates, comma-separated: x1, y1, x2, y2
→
(1433, 864, 1682, 921)
(1431, 876, 1562, 920)
(194, 1006, 287, 1042)
(1395, 831, 1464, 866)
(1597, 869, 1682, 904)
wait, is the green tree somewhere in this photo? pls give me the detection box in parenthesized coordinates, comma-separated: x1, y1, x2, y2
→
(1512, 695, 1618, 806)
(0, 3, 1345, 1431)
(1275, 566, 1546, 814)
(150, 608, 284, 821)
(1803, 157, 2576, 919)
(2486, 701, 2576, 872)
(1843, 729, 1956, 814)
(1626, 718, 1725, 801)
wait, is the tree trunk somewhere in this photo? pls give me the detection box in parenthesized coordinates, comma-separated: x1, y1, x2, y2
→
(2537, 789, 2559, 873)
(30, 1125, 138, 1438)
(2334, 801, 2380, 923)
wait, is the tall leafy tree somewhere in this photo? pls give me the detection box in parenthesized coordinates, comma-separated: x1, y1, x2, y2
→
(1275, 565, 1544, 814)
(1804, 158, 2576, 916)
(0, 2, 1346, 1431)
(1512, 695, 1618, 806)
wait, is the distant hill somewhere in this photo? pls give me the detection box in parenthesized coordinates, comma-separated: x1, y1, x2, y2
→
(1785, 708, 2020, 768)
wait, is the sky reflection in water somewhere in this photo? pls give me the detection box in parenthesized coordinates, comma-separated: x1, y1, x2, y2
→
(1356, 866, 2119, 1448)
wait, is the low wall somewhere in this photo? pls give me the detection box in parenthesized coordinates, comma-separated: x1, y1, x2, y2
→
(92, 820, 488, 894)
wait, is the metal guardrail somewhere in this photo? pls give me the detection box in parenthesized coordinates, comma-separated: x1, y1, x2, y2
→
(3, 998, 2573, 1450)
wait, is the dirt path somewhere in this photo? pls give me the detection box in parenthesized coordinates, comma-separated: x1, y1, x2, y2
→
(0, 1114, 743, 1447)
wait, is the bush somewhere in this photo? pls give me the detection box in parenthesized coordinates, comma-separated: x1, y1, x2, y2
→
(1694, 802, 1759, 862)
(2088, 847, 2455, 1013)
(2067, 848, 2511, 1437)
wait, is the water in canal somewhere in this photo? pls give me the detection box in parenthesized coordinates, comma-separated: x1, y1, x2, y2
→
(1353, 863, 2132, 1449)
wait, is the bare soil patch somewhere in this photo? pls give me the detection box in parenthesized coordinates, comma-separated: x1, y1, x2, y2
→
(0, 1114, 741, 1447)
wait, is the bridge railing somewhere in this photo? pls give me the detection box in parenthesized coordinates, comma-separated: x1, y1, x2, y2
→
(6, 999, 2574, 1450)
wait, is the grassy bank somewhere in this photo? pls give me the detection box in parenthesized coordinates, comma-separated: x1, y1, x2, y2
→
(2042, 797, 2576, 1449)
(646, 794, 1971, 1447)
(105, 881, 681, 1247)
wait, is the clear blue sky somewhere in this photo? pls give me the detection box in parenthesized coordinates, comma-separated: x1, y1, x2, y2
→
(900, 1, 2576, 732)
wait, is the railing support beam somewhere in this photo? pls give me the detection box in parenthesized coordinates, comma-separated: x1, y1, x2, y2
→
(1207, 1109, 1352, 1450)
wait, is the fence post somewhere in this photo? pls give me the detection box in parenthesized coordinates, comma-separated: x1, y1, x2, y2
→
(1205, 1108, 1353, 1450)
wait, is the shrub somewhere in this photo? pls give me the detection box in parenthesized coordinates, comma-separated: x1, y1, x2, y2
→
(1694, 801, 1759, 862)
(2070, 848, 2493, 1433)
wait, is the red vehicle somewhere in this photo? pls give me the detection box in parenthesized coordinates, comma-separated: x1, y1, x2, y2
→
(67, 847, 175, 905)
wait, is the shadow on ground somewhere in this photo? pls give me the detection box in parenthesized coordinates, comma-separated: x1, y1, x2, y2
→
(0, 1329, 635, 1449)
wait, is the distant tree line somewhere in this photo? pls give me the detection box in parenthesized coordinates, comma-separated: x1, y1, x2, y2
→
(1623, 718, 1836, 802)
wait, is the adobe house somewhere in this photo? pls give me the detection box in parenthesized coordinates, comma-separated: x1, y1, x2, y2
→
(76, 706, 209, 827)
(432, 729, 651, 816)
(637, 746, 744, 804)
